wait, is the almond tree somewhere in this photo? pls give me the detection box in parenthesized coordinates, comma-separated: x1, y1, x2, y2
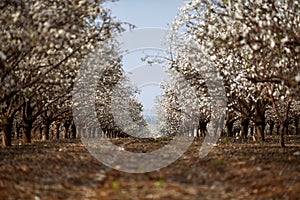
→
(74, 38, 146, 139)
(158, 65, 211, 138)
(215, 0, 300, 146)
(0, 0, 121, 147)
(158, 80, 182, 137)
(171, 0, 300, 146)
(170, 0, 267, 141)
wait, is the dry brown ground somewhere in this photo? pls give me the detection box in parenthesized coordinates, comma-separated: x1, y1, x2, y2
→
(0, 136, 300, 200)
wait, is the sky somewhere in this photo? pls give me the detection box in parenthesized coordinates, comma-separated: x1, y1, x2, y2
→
(103, 0, 185, 114)
(104, 0, 185, 28)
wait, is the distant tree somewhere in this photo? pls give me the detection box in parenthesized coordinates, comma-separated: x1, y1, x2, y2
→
(72, 35, 146, 139)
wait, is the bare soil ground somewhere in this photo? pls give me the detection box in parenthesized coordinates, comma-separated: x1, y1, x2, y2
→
(0, 136, 300, 200)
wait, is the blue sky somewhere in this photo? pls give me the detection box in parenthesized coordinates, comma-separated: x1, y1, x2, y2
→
(104, 0, 185, 28)
(103, 0, 185, 113)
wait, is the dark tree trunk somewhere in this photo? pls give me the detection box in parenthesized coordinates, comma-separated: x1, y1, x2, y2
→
(279, 117, 289, 148)
(279, 123, 285, 148)
(284, 122, 289, 136)
(21, 102, 35, 144)
(254, 100, 266, 141)
(295, 118, 299, 135)
(269, 121, 275, 136)
(1, 117, 13, 147)
(105, 130, 109, 138)
(22, 122, 32, 144)
(199, 122, 208, 137)
(221, 129, 226, 137)
(70, 123, 76, 139)
(112, 129, 116, 138)
(241, 118, 250, 139)
(225, 111, 236, 137)
(250, 126, 254, 136)
(62, 121, 70, 139)
(276, 124, 280, 135)
(226, 121, 234, 137)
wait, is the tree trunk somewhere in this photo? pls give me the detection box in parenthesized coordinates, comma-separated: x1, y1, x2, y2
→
(276, 124, 280, 135)
(226, 121, 234, 137)
(1, 117, 13, 147)
(52, 122, 60, 140)
(22, 122, 32, 144)
(284, 122, 289, 136)
(255, 122, 265, 142)
(70, 123, 76, 139)
(279, 123, 285, 148)
(250, 126, 254, 136)
(62, 121, 70, 139)
(225, 111, 235, 137)
(41, 121, 50, 141)
(241, 118, 250, 139)
(253, 100, 266, 141)
(198, 121, 208, 137)
(295, 118, 299, 135)
(269, 121, 275, 136)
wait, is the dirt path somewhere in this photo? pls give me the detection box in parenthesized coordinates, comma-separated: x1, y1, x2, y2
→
(0, 137, 300, 200)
